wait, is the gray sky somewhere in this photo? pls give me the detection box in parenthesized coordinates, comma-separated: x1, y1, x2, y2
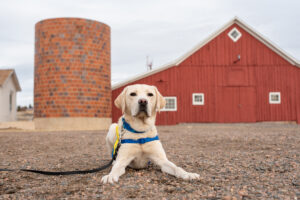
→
(0, 0, 299, 106)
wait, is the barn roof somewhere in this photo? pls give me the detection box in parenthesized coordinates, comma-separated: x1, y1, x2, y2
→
(0, 69, 22, 91)
(112, 17, 300, 90)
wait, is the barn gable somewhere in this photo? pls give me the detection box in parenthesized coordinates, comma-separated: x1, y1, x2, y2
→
(178, 17, 299, 67)
(112, 17, 300, 90)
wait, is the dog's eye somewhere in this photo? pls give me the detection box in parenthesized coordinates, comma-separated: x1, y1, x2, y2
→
(147, 93, 153, 97)
(130, 92, 137, 96)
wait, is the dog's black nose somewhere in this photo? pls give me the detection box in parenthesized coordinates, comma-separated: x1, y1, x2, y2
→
(138, 98, 148, 106)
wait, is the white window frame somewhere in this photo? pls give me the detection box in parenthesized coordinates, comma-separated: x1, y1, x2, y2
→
(269, 92, 281, 104)
(228, 27, 242, 42)
(161, 97, 177, 111)
(192, 93, 204, 105)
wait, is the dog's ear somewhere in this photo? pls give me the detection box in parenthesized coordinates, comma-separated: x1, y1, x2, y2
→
(114, 87, 128, 114)
(153, 86, 166, 112)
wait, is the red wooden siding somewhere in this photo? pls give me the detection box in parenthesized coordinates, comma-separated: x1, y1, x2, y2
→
(297, 69, 300, 124)
(112, 23, 300, 125)
(216, 87, 256, 122)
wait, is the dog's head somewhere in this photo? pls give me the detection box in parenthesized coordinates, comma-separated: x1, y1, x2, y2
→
(114, 84, 166, 119)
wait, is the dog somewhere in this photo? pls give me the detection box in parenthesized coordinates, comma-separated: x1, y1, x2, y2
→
(101, 84, 199, 184)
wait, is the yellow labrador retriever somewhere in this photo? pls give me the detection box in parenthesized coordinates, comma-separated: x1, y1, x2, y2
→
(101, 84, 199, 184)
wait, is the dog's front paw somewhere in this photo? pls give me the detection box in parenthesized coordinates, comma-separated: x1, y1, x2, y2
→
(101, 174, 119, 184)
(182, 172, 200, 180)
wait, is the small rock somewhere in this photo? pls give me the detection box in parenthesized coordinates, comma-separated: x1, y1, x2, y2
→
(222, 195, 232, 200)
(238, 189, 248, 197)
(292, 179, 299, 187)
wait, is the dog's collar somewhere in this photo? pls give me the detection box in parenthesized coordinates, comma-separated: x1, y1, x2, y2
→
(122, 118, 146, 134)
(121, 135, 159, 144)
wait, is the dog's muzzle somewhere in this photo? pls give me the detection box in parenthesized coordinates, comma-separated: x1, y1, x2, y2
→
(138, 98, 148, 114)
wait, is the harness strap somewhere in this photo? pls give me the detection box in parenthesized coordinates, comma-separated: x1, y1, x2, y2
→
(122, 118, 145, 134)
(121, 135, 159, 144)
(110, 123, 159, 158)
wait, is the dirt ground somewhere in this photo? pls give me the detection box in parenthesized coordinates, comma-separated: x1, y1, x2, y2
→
(0, 110, 34, 131)
(0, 123, 299, 199)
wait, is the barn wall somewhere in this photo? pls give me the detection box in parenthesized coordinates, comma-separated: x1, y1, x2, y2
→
(254, 66, 298, 122)
(295, 70, 300, 124)
(176, 66, 217, 123)
(0, 77, 17, 122)
(112, 23, 300, 125)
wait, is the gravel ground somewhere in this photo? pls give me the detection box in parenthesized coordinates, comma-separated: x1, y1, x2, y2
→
(0, 123, 299, 199)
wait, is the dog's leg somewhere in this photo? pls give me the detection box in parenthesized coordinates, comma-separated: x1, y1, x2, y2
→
(146, 141, 200, 180)
(101, 145, 137, 184)
(101, 158, 133, 184)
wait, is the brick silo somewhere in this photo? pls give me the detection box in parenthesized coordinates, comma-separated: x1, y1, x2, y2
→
(34, 18, 111, 130)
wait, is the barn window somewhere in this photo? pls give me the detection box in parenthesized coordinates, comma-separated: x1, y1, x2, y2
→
(9, 91, 13, 112)
(161, 97, 177, 111)
(269, 92, 281, 104)
(228, 27, 242, 42)
(193, 93, 204, 105)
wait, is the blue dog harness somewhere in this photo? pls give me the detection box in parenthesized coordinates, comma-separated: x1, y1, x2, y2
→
(111, 118, 159, 158)
(121, 118, 159, 144)
(121, 135, 159, 144)
(122, 118, 145, 134)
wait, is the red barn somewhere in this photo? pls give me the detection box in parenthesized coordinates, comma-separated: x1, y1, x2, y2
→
(112, 17, 300, 125)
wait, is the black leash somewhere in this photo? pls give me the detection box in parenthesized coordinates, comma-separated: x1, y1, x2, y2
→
(0, 169, 14, 172)
(0, 159, 112, 175)
(21, 159, 113, 175)
(0, 144, 120, 176)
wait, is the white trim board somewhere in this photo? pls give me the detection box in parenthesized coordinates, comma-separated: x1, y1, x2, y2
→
(112, 17, 300, 90)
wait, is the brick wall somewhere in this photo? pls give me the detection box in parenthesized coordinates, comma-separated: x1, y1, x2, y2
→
(34, 18, 111, 118)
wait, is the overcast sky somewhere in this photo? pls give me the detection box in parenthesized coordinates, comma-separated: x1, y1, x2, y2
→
(0, 0, 299, 106)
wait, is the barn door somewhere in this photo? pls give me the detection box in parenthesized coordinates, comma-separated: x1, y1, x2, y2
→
(217, 87, 256, 122)
(217, 87, 240, 122)
(239, 87, 256, 122)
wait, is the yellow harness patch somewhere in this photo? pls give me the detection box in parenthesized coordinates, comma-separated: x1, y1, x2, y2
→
(112, 125, 120, 158)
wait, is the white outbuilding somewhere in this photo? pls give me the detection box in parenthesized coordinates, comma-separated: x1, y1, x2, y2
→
(0, 69, 21, 122)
